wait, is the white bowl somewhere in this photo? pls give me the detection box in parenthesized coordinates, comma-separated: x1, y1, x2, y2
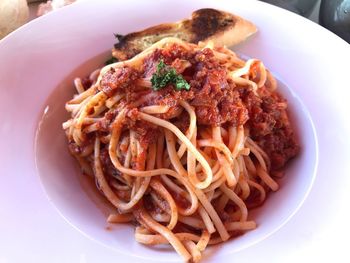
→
(34, 54, 318, 261)
(1, 0, 350, 262)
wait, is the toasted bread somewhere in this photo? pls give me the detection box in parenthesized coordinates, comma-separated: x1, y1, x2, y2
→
(112, 8, 257, 61)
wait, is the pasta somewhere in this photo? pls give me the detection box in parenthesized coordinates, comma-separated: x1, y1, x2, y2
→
(63, 37, 299, 262)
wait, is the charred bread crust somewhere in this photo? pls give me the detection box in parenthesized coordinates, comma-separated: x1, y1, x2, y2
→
(112, 8, 257, 61)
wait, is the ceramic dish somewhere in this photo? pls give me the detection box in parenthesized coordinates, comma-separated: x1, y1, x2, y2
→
(1, 0, 349, 262)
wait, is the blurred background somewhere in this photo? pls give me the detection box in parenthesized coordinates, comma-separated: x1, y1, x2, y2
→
(0, 0, 349, 43)
(260, 0, 349, 43)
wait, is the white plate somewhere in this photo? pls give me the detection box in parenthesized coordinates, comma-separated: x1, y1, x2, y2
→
(1, 0, 350, 262)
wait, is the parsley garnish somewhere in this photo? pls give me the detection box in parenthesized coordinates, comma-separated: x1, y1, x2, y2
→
(105, 56, 118, 65)
(151, 60, 190, 91)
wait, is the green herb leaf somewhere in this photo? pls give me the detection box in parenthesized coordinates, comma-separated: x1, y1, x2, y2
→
(150, 59, 190, 91)
(175, 75, 191, 90)
(105, 57, 118, 65)
(157, 59, 166, 71)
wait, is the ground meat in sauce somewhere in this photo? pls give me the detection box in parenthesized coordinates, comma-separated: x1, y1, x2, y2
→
(99, 43, 299, 171)
(238, 86, 299, 170)
(99, 67, 139, 96)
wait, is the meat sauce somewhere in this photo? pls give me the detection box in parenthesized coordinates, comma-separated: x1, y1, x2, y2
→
(99, 43, 299, 172)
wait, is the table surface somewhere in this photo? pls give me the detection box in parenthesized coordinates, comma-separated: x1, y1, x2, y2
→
(28, 0, 321, 23)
